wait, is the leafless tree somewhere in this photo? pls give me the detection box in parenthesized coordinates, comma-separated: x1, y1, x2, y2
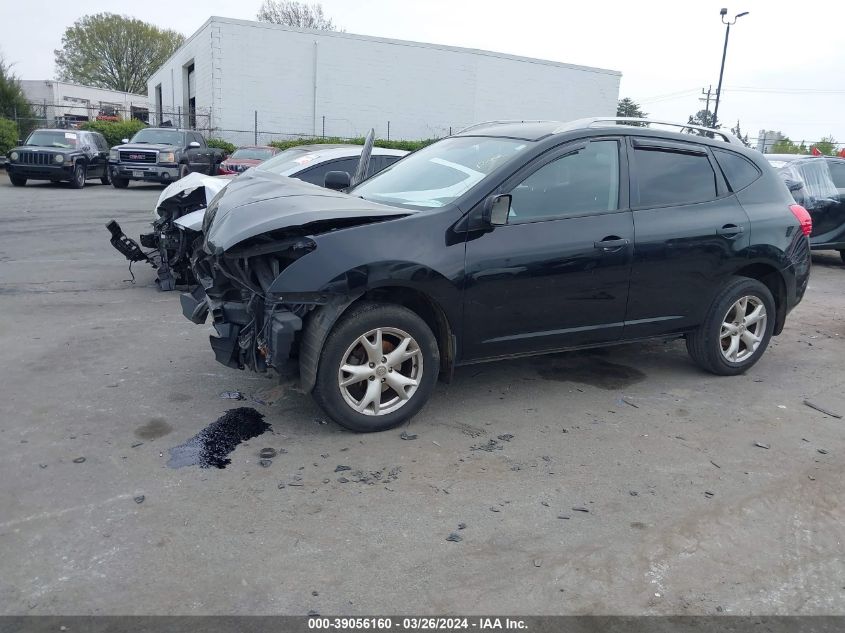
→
(256, 1, 339, 31)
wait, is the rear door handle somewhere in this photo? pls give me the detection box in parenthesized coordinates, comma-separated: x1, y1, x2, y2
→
(594, 237, 630, 251)
(717, 224, 744, 237)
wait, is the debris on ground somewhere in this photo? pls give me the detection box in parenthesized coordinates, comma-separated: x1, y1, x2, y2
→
(472, 439, 503, 452)
(497, 434, 514, 442)
(312, 591, 319, 597)
(533, 558, 542, 567)
(629, 491, 638, 496)
(710, 460, 721, 469)
(817, 448, 829, 455)
(72, 457, 86, 464)
(802, 399, 842, 419)
(259, 459, 272, 468)
(337, 477, 349, 483)
(399, 431, 418, 440)
(167, 408, 270, 469)
(621, 397, 639, 408)
(541, 501, 550, 507)
(572, 506, 590, 513)
(558, 515, 570, 520)
(131, 442, 143, 448)
(754, 442, 771, 450)
(134, 495, 145, 504)
(335, 465, 351, 472)
(457, 522, 466, 530)
(446, 532, 462, 542)
(490, 506, 500, 512)
(704, 491, 714, 498)
(219, 391, 245, 400)
(259, 448, 277, 459)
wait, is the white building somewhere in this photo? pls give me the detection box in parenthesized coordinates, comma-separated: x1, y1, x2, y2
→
(20, 80, 149, 125)
(756, 129, 784, 154)
(147, 17, 621, 143)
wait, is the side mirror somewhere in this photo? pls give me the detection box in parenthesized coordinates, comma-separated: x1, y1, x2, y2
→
(324, 170, 351, 191)
(482, 194, 512, 226)
(784, 178, 804, 193)
(188, 141, 201, 148)
(121, 138, 129, 144)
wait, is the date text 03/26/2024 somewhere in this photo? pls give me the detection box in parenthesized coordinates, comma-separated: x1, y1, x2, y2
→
(308, 617, 528, 630)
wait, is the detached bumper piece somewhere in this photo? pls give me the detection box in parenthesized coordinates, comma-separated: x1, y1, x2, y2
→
(181, 285, 209, 324)
(106, 220, 156, 267)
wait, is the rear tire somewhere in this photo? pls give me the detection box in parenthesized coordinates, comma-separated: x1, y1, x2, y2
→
(312, 302, 440, 432)
(686, 276, 775, 376)
(70, 162, 85, 189)
(178, 163, 189, 180)
(100, 168, 111, 186)
(9, 174, 26, 186)
(838, 250, 845, 264)
(111, 177, 129, 189)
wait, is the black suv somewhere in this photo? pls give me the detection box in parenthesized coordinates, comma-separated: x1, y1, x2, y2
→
(109, 128, 224, 187)
(182, 118, 812, 432)
(6, 129, 111, 188)
(766, 154, 845, 260)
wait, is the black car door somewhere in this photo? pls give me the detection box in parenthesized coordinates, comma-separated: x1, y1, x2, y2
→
(624, 137, 751, 339)
(462, 138, 634, 360)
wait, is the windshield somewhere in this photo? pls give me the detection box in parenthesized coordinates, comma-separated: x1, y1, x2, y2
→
(350, 137, 530, 207)
(130, 129, 184, 145)
(230, 148, 276, 161)
(256, 147, 335, 175)
(25, 130, 79, 149)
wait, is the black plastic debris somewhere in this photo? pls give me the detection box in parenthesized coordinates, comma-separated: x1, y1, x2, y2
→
(541, 501, 550, 507)
(311, 591, 319, 597)
(259, 459, 272, 468)
(446, 532, 462, 543)
(490, 506, 500, 513)
(219, 391, 245, 400)
(72, 457, 86, 464)
(134, 495, 145, 504)
(572, 506, 590, 513)
(710, 460, 721, 469)
(259, 448, 277, 459)
(533, 559, 542, 568)
(131, 442, 143, 448)
(754, 442, 770, 450)
(497, 434, 514, 442)
(704, 491, 714, 498)
(457, 522, 467, 530)
(558, 515, 570, 520)
(167, 407, 270, 469)
(39, 464, 47, 469)
(817, 448, 829, 455)
(335, 465, 351, 472)
(629, 491, 639, 496)
(399, 431, 418, 440)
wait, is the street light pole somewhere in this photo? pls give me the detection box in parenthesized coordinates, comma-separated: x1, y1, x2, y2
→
(712, 8, 748, 128)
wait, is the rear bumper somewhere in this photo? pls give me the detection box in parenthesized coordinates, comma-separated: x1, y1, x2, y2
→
(7, 164, 74, 180)
(180, 286, 303, 372)
(110, 161, 179, 183)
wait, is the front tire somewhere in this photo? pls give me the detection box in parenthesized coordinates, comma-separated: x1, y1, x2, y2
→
(111, 176, 129, 189)
(70, 162, 85, 189)
(686, 276, 775, 376)
(178, 163, 189, 180)
(100, 167, 111, 186)
(313, 302, 440, 432)
(9, 174, 26, 186)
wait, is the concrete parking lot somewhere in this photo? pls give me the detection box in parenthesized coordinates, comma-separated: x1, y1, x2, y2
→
(1, 171, 844, 616)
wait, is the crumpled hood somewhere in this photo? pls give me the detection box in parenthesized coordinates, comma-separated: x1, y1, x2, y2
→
(155, 172, 231, 219)
(206, 170, 416, 252)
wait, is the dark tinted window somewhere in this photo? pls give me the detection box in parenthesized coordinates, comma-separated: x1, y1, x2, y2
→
(508, 140, 620, 221)
(295, 158, 358, 186)
(713, 149, 760, 191)
(635, 148, 717, 206)
(828, 161, 845, 188)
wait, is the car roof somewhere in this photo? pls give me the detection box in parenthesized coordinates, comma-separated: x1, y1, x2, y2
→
(280, 144, 408, 158)
(235, 145, 276, 150)
(765, 153, 844, 164)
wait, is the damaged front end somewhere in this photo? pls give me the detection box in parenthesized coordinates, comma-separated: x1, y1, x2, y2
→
(181, 230, 319, 374)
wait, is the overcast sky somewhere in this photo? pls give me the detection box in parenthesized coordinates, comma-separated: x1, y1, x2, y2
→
(2, 0, 843, 146)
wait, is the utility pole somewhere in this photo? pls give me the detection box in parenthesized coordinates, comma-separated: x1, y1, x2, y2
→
(699, 85, 713, 119)
(713, 8, 749, 128)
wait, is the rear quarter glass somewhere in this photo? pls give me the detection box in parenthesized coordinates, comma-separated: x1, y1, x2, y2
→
(712, 148, 762, 192)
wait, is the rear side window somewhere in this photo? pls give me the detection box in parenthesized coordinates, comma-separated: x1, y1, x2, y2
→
(713, 149, 761, 192)
(634, 148, 717, 207)
(828, 161, 845, 188)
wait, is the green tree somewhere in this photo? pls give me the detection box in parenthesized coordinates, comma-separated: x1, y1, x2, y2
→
(616, 97, 647, 119)
(54, 14, 184, 94)
(0, 117, 19, 156)
(686, 109, 716, 130)
(770, 137, 809, 155)
(810, 135, 837, 156)
(730, 120, 750, 147)
(0, 56, 33, 121)
(257, 1, 339, 30)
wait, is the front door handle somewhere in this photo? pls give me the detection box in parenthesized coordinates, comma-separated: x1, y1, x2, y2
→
(717, 224, 744, 238)
(594, 237, 630, 251)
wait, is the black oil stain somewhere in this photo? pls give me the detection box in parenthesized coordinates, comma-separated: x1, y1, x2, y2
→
(167, 407, 270, 469)
(538, 355, 646, 390)
(135, 418, 173, 440)
(167, 392, 192, 403)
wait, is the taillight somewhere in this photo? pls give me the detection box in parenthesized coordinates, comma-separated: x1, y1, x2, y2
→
(789, 204, 812, 236)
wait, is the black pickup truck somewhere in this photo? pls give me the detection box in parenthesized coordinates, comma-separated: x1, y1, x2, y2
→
(108, 128, 224, 188)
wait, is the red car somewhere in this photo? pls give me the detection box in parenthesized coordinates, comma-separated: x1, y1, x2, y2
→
(218, 145, 279, 174)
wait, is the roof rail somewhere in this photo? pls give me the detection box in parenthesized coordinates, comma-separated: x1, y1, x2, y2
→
(455, 120, 554, 135)
(556, 117, 744, 145)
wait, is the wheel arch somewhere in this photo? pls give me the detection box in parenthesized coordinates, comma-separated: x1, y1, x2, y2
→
(733, 262, 788, 335)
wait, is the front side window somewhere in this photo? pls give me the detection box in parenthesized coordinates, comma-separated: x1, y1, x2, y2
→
(508, 140, 620, 222)
(635, 147, 717, 206)
(130, 129, 184, 146)
(351, 136, 531, 208)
